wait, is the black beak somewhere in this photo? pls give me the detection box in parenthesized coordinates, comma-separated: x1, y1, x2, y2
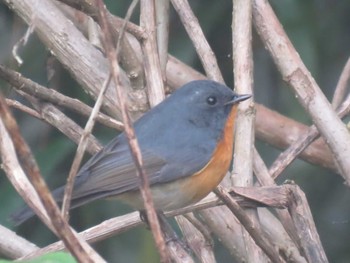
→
(225, 94, 251, 105)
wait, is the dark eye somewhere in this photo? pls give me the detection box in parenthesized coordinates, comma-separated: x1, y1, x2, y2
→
(206, 96, 217, 105)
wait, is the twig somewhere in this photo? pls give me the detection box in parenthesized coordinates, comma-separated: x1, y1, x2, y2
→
(12, 24, 34, 66)
(21, 185, 293, 259)
(4, 0, 126, 118)
(214, 186, 284, 263)
(269, 91, 350, 179)
(0, 95, 104, 263)
(332, 57, 350, 109)
(231, 1, 263, 261)
(178, 214, 215, 263)
(140, 0, 166, 106)
(5, 0, 338, 173)
(5, 98, 42, 119)
(0, 224, 38, 259)
(155, 0, 170, 77)
(253, 148, 302, 253)
(56, 0, 146, 91)
(94, 0, 169, 262)
(288, 185, 329, 262)
(253, 0, 350, 184)
(0, 65, 124, 131)
(170, 0, 224, 83)
(61, 75, 112, 220)
(21, 92, 102, 155)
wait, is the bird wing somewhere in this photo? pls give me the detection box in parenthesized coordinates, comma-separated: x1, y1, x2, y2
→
(65, 138, 167, 203)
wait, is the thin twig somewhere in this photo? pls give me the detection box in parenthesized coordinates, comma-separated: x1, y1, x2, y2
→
(5, 99, 42, 119)
(214, 186, 284, 263)
(269, 92, 350, 179)
(332, 57, 350, 109)
(21, 185, 293, 259)
(0, 224, 38, 259)
(20, 92, 102, 155)
(140, 0, 166, 106)
(155, 0, 170, 77)
(0, 64, 124, 131)
(170, 0, 224, 83)
(0, 96, 104, 263)
(94, 0, 169, 262)
(61, 75, 112, 220)
(253, 0, 350, 184)
(231, 1, 263, 261)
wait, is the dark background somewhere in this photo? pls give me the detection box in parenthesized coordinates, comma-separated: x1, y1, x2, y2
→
(1, 0, 350, 262)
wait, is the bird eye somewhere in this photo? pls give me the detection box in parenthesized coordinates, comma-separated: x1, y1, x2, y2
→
(206, 96, 217, 105)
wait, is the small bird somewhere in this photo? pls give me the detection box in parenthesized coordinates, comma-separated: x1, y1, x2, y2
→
(12, 80, 251, 225)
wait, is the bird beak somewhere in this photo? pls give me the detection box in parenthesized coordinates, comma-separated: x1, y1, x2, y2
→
(225, 94, 252, 105)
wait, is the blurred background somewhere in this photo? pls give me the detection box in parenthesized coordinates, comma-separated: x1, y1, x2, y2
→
(1, 0, 350, 262)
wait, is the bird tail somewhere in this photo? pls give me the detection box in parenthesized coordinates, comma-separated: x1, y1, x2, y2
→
(10, 186, 65, 226)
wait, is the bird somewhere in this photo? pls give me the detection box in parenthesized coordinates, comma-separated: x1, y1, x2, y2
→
(11, 80, 251, 225)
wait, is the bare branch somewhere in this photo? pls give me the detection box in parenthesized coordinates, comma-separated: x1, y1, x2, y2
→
(0, 224, 38, 259)
(94, 0, 169, 262)
(332, 57, 350, 109)
(170, 0, 224, 83)
(253, 0, 350, 184)
(0, 96, 104, 263)
(140, 0, 166, 106)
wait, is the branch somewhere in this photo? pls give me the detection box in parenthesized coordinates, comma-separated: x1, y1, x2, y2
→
(0, 96, 105, 262)
(94, 0, 169, 262)
(253, 0, 350, 184)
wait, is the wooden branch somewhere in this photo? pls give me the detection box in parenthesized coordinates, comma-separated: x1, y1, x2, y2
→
(0, 65, 124, 131)
(0, 96, 105, 263)
(20, 185, 294, 259)
(0, 224, 38, 259)
(140, 0, 166, 106)
(288, 185, 328, 262)
(332, 57, 350, 109)
(94, 0, 169, 262)
(61, 75, 111, 220)
(214, 186, 284, 263)
(231, 1, 265, 262)
(253, 0, 350, 184)
(170, 0, 224, 83)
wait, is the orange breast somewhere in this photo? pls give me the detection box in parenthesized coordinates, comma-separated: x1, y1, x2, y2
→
(117, 106, 238, 210)
(181, 106, 237, 203)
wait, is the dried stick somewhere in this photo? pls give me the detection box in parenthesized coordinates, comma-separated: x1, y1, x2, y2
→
(214, 186, 284, 262)
(0, 96, 104, 263)
(5, 98, 42, 119)
(231, 1, 264, 262)
(155, 0, 170, 77)
(170, 0, 224, 83)
(177, 214, 216, 263)
(5, 0, 337, 172)
(0, 224, 38, 259)
(288, 186, 328, 262)
(268, 62, 350, 179)
(253, 0, 350, 184)
(20, 92, 102, 155)
(140, 0, 166, 106)
(22, 185, 292, 259)
(56, 0, 145, 91)
(94, 0, 169, 262)
(332, 57, 350, 109)
(0, 65, 124, 131)
(61, 75, 111, 220)
(4, 0, 127, 118)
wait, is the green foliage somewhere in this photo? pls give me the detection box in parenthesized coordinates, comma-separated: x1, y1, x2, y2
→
(0, 252, 76, 263)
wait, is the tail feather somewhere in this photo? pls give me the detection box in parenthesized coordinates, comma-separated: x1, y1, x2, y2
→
(10, 186, 65, 226)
